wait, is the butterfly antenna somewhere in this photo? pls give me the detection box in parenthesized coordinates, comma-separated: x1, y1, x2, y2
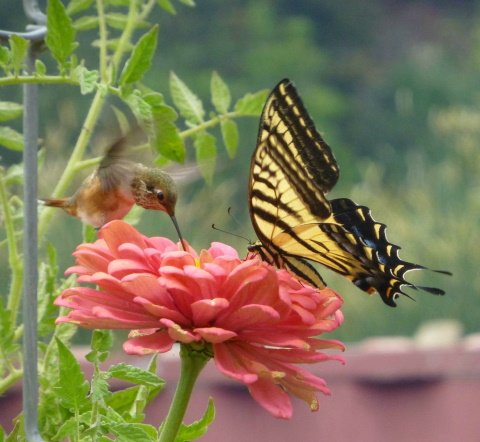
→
(211, 224, 251, 244)
(227, 206, 244, 228)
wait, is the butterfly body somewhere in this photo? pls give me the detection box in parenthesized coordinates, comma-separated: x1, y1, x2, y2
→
(249, 79, 447, 307)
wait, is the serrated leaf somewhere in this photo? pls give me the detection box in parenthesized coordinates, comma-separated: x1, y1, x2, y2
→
(220, 119, 238, 158)
(106, 385, 144, 415)
(56, 338, 90, 411)
(73, 15, 99, 31)
(72, 65, 99, 94)
(53, 416, 77, 441)
(35, 59, 46, 76)
(169, 72, 205, 124)
(108, 363, 165, 388)
(9, 35, 29, 75)
(111, 423, 157, 442)
(211, 71, 231, 114)
(194, 132, 217, 184)
(176, 398, 215, 441)
(119, 25, 158, 85)
(91, 329, 113, 353)
(151, 106, 185, 163)
(67, 0, 94, 15)
(234, 89, 269, 116)
(46, 0, 78, 66)
(0, 126, 24, 151)
(157, 0, 176, 14)
(123, 91, 153, 122)
(0, 102, 22, 122)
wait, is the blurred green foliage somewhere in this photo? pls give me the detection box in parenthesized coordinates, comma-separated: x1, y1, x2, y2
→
(0, 0, 478, 343)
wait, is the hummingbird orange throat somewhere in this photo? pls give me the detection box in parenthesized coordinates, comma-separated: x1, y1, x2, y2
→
(40, 132, 187, 249)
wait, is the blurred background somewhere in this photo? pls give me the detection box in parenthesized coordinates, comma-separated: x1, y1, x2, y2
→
(0, 0, 478, 343)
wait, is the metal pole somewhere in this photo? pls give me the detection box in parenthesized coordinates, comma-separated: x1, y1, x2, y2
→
(22, 41, 44, 442)
(0, 0, 46, 439)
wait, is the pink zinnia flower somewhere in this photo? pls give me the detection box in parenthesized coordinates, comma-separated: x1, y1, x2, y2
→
(55, 220, 345, 419)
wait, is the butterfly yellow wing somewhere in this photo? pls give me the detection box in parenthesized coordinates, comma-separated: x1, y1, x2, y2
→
(249, 79, 448, 307)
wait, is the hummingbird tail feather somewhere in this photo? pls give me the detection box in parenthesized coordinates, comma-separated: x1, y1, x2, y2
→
(39, 198, 68, 208)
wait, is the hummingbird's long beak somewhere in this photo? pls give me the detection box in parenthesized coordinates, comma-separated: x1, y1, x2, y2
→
(170, 215, 187, 251)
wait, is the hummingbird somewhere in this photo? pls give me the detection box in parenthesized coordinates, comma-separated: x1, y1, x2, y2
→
(40, 130, 186, 246)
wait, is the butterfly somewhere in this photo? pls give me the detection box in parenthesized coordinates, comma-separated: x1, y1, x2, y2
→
(248, 79, 449, 307)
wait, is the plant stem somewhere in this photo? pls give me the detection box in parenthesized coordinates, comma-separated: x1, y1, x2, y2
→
(0, 174, 23, 323)
(179, 111, 242, 139)
(0, 75, 79, 87)
(158, 345, 210, 442)
(96, 0, 109, 83)
(0, 368, 22, 395)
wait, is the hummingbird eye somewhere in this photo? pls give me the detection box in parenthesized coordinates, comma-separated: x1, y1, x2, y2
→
(156, 191, 165, 202)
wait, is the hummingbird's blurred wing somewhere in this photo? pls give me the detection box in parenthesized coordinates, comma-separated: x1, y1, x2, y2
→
(97, 128, 146, 192)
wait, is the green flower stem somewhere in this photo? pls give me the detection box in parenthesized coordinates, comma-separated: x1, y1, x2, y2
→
(158, 345, 210, 442)
(38, 88, 106, 238)
(0, 173, 23, 323)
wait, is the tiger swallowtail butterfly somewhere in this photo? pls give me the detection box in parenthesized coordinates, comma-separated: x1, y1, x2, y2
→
(248, 78, 448, 307)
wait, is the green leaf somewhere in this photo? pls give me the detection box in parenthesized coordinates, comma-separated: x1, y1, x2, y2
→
(194, 132, 217, 184)
(67, 0, 94, 15)
(0, 46, 10, 71)
(34, 59, 47, 76)
(178, 0, 195, 6)
(72, 65, 99, 94)
(234, 89, 269, 116)
(9, 35, 29, 75)
(210, 71, 231, 114)
(111, 423, 157, 442)
(0, 300, 16, 356)
(0, 102, 22, 122)
(119, 25, 159, 86)
(46, 0, 78, 66)
(106, 385, 162, 416)
(0, 126, 24, 151)
(106, 12, 128, 30)
(91, 329, 113, 353)
(176, 398, 215, 441)
(56, 338, 90, 411)
(220, 119, 239, 158)
(73, 15, 99, 31)
(123, 90, 153, 122)
(53, 416, 77, 441)
(153, 108, 185, 163)
(141, 92, 186, 163)
(169, 72, 205, 124)
(157, 0, 176, 14)
(108, 363, 165, 388)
